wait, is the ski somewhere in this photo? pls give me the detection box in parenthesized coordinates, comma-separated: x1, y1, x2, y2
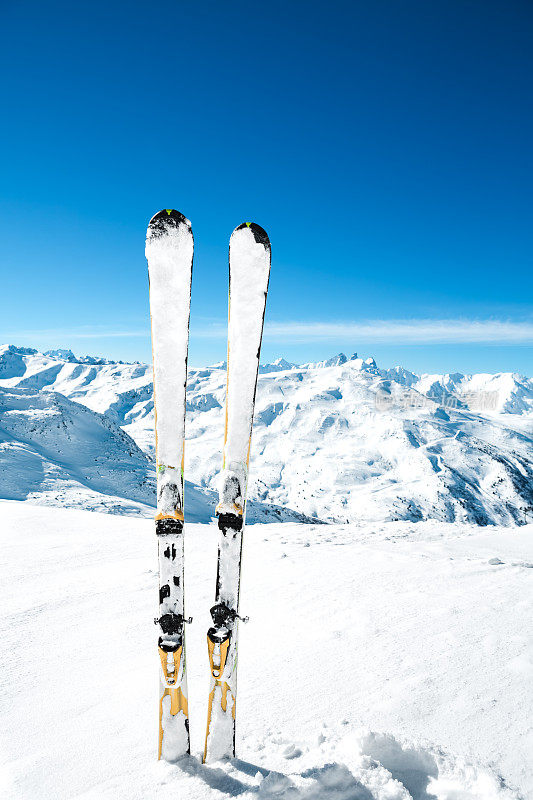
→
(203, 222, 271, 762)
(146, 209, 193, 761)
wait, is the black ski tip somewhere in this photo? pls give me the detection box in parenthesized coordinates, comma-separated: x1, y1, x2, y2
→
(234, 222, 270, 249)
(147, 209, 192, 238)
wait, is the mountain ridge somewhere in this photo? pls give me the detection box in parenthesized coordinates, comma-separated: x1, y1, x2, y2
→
(1, 344, 531, 525)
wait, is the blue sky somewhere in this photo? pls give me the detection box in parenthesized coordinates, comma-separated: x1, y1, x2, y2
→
(1, 0, 532, 374)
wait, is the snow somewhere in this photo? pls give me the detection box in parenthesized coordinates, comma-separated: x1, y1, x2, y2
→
(0, 385, 154, 512)
(1, 501, 530, 798)
(1, 344, 531, 795)
(0, 383, 310, 523)
(160, 705, 189, 763)
(0, 343, 531, 794)
(1, 345, 531, 526)
(205, 689, 237, 763)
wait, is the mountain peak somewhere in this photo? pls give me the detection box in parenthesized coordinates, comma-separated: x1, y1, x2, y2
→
(44, 349, 77, 362)
(0, 344, 532, 525)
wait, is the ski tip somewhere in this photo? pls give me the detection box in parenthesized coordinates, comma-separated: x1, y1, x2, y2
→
(147, 209, 192, 238)
(233, 222, 270, 250)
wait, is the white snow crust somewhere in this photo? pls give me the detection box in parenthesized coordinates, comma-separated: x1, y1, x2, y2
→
(1, 501, 531, 798)
(205, 686, 236, 762)
(160, 704, 189, 763)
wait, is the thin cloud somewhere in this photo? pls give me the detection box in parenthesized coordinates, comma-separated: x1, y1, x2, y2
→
(2, 328, 148, 340)
(192, 318, 533, 343)
(261, 319, 533, 344)
(69, 330, 147, 339)
(4, 319, 533, 345)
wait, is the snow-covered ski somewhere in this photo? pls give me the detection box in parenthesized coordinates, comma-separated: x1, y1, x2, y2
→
(203, 222, 271, 762)
(146, 209, 194, 761)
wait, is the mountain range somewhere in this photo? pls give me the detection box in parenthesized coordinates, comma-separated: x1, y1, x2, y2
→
(1, 344, 531, 524)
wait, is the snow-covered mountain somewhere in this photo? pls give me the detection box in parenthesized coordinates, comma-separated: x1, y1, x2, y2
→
(1, 344, 532, 525)
(0, 380, 313, 522)
(0, 385, 153, 515)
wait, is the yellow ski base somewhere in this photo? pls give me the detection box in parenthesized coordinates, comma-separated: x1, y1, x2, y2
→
(215, 502, 244, 516)
(155, 510, 184, 522)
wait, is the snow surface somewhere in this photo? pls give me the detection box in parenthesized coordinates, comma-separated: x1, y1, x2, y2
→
(1, 346, 531, 796)
(0, 385, 153, 514)
(0, 345, 531, 526)
(1, 501, 531, 799)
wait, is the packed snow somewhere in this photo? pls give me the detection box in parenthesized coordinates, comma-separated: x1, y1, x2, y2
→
(1, 501, 531, 799)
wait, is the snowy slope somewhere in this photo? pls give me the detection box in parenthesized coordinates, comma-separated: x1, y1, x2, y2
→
(0, 344, 532, 525)
(0, 385, 154, 515)
(1, 501, 531, 799)
(0, 384, 311, 522)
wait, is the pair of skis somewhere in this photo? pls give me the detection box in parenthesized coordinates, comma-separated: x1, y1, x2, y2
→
(145, 209, 271, 763)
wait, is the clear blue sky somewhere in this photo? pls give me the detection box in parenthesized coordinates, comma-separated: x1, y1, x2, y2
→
(1, 0, 532, 374)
